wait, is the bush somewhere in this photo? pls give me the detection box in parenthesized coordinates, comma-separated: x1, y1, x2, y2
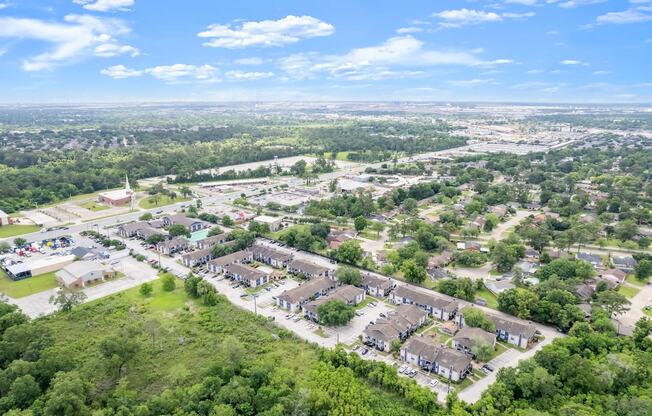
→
(161, 274, 176, 291)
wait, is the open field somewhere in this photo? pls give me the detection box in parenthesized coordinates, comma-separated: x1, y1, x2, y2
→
(79, 201, 111, 212)
(138, 195, 190, 209)
(0, 224, 40, 238)
(0, 270, 59, 298)
(618, 285, 640, 299)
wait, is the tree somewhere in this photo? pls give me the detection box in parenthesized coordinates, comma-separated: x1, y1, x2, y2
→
(99, 326, 140, 379)
(148, 193, 161, 207)
(139, 282, 153, 297)
(49, 289, 87, 313)
(402, 198, 418, 215)
(336, 240, 363, 264)
(179, 186, 192, 198)
(168, 224, 190, 238)
(207, 226, 224, 237)
(402, 259, 427, 284)
(634, 259, 652, 281)
(462, 308, 495, 333)
(491, 241, 525, 273)
(354, 216, 368, 233)
(595, 291, 630, 318)
(336, 266, 362, 286)
(390, 339, 402, 356)
(9, 374, 40, 408)
(222, 216, 234, 226)
(473, 339, 494, 362)
(13, 238, 26, 247)
(370, 221, 385, 237)
(146, 234, 165, 245)
(139, 212, 153, 221)
(42, 372, 89, 416)
(143, 319, 163, 352)
(317, 300, 355, 326)
(161, 274, 176, 292)
(615, 219, 639, 241)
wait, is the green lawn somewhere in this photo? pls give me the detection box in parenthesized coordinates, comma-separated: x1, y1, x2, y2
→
(79, 201, 110, 212)
(626, 275, 647, 287)
(0, 224, 40, 238)
(138, 195, 190, 209)
(618, 285, 640, 299)
(0, 270, 59, 298)
(476, 287, 499, 309)
(355, 295, 378, 309)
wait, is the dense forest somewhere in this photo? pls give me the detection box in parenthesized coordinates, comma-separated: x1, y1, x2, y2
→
(0, 113, 465, 213)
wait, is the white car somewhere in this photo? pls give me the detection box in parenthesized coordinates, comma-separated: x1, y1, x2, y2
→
(398, 365, 407, 374)
(429, 379, 439, 387)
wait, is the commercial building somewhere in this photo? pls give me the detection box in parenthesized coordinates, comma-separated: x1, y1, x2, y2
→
(98, 175, 134, 206)
(253, 215, 283, 232)
(55, 261, 116, 288)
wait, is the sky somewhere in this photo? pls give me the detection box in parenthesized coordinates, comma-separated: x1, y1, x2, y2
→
(0, 0, 650, 103)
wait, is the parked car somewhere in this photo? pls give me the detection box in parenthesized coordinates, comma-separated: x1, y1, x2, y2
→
(398, 365, 407, 374)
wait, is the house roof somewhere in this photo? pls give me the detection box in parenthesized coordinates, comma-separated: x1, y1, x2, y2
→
(287, 258, 331, 275)
(453, 327, 496, 349)
(208, 250, 251, 267)
(182, 247, 213, 261)
(402, 337, 471, 373)
(361, 272, 393, 290)
(278, 277, 335, 304)
(223, 263, 267, 281)
(56, 261, 110, 279)
(576, 252, 602, 264)
(119, 221, 146, 233)
(197, 233, 229, 247)
(393, 286, 458, 312)
(165, 214, 208, 228)
(157, 236, 189, 249)
(613, 256, 636, 267)
(392, 304, 428, 325)
(490, 315, 536, 339)
(364, 322, 400, 342)
(250, 244, 293, 262)
(428, 250, 453, 268)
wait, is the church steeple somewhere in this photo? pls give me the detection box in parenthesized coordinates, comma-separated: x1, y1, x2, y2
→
(125, 174, 131, 192)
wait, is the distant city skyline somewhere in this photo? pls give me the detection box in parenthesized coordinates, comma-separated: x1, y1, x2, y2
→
(0, 0, 651, 103)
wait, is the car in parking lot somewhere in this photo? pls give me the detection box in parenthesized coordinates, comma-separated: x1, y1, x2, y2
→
(355, 311, 364, 317)
(429, 379, 439, 387)
(398, 365, 407, 374)
(361, 348, 369, 355)
(482, 364, 494, 372)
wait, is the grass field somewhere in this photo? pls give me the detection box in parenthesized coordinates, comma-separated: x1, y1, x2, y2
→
(626, 275, 647, 287)
(138, 195, 190, 209)
(79, 201, 110, 212)
(0, 224, 40, 238)
(476, 287, 499, 309)
(618, 285, 640, 299)
(31, 276, 426, 414)
(0, 270, 59, 298)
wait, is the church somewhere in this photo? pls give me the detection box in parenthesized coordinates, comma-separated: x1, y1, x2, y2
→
(97, 175, 134, 207)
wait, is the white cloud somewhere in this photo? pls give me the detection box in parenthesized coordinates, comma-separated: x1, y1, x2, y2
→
(100, 64, 141, 78)
(198, 15, 334, 48)
(145, 64, 219, 83)
(432, 8, 534, 28)
(225, 70, 274, 80)
(548, 0, 605, 8)
(0, 3, 10, 10)
(527, 69, 543, 74)
(277, 35, 511, 81)
(593, 70, 610, 75)
(94, 42, 139, 57)
(0, 14, 135, 71)
(505, 0, 538, 5)
(560, 59, 588, 65)
(233, 57, 265, 65)
(596, 9, 652, 24)
(396, 27, 423, 34)
(447, 78, 495, 87)
(73, 0, 134, 12)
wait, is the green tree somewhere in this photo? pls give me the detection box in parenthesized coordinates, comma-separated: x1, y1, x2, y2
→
(13, 238, 26, 247)
(161, 274, 176, 292)
(336, 266, 362, 286)
(634, 259, 652, 281)
(402, 259, 427, 284)
(139, 212, 153, 221)
(167, 224, 190, 238)
(49, 289, 87, 313)
(462, 308, 496, 333)
(317, 300, 355, 326)
(402, 198, 418, 215)
(139, 282, 153, 297)
(42, 372, 89, 416)
(336, 240, 363, 264)
(473, 339, 494, 362)
(354, 216, 368, 233)
(9, 374, 40, 409)
(222, 216, 234, 226)
(595, 291, 630, 318)
(99, 327, 140, 379)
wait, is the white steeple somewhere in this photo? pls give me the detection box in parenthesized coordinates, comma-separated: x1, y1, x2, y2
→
(125, 174, 131, 192)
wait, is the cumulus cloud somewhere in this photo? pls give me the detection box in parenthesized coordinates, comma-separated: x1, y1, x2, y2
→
(560, 59, 588, 65)
(596, 9, 652, 24)
(225, 70, 274, 80)
(432, 8, 534, 28)
(0, 3, 10, 10)
(548, 0, 605, 8)
(145, 64, 219, 83)
(0, 14, 137, 71)
(234, 57, 265, 65)
(198, 15, 334, 48)
(505, 0, 538, 5)
(277, 35, 512, 81)
(396, 27, 423, 34)
(73, 0, 134, 12)
(100, 64, 142, 78)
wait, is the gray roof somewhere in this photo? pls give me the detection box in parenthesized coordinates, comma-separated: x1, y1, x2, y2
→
(490, 315, 536, 339)
(278, 277, 335, 304)
(453, 327, 496, 349)
(250, 244, 293, 262)
(182, 247, 213, 261)
(165, 214, 208, 228)
(288, 258, 331, 275)
(197, 233, 228, 247)
(576, 252, 602, 264)
(364, 322, 400, 342)
(402, 338, 471, 372)
(157, 236, 189, 249)
(223, 263, 267, 281)
(393, 286, 458, 311)
(361, 273, 393, 290)
(208, 250, 251, 267)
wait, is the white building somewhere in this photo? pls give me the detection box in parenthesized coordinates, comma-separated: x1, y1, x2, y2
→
(55, 261, 116, 288)
(253, 215, 283, 232)
(0, 210, 10, 226)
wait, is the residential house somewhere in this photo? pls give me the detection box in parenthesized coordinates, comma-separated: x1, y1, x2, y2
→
(485, 280, 516, 296)
(389, 286, 458, 320)
(363, 304, 427, 351)
(452, 327, 496, 357)
(361, 272, 394, 297)
(457, 308, 536, 349)
(576, 252, 603, 269)
(196, 233, 229, 250)
(490, 205, 508, 218)
(181, 247, 214, 268)
(156, 237, 190, 256)
(612, 256, 637, 273)
(465, 242, 481, 252)
(223, 263, 269, 288)
(207, 250, 252, 274)
(400, 337, 472, 382)
(287, 258, 333, 279)
(326, 230, 355, 249)
(303, 285, 366, 322)
(276, 277, 337, 312)
(575, 283, 596, 300)
(524, 248, 539, 260)
(514, 260, 538, 275)
(162, 214, 208, 232)
(250, 244, 293, 268)
(117, 221, 147, 238)
(136, 226, 166, 241)
(598, 268, 627, 287)
(428, 250, 453, 269)
(469, 216, 486, 231)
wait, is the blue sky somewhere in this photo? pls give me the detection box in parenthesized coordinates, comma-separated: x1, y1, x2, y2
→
(0, 0, 650, 103)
